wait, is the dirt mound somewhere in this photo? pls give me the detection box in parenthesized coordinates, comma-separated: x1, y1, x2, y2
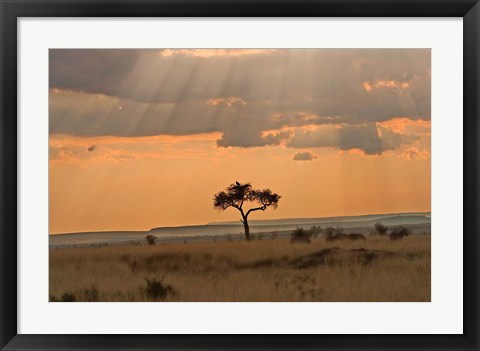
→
(290, 247, 399, 269)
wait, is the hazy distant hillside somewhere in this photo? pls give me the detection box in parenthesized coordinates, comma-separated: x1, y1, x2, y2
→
(50, 212, 431, 248)
(207, 212, 431, 226)
(375, 215, 431, 225)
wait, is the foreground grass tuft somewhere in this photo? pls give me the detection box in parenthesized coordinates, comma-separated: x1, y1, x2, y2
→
(144, 278, 176, 301)
(61, 292, 76, 302)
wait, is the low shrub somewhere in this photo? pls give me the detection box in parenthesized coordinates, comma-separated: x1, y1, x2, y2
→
(61, 292, 76, 302)
(390, 225, 412, 235)
(144, 278, 176, 301)
(324, 226, 344, 237)
(291, 227, 312, 240)
(307, 226, 323, 238)
(375, 222, 388, 236)
(83, 284, 99, 302)
(145, 235, 157, 246)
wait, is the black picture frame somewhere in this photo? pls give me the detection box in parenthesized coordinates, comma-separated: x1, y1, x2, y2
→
(1, 1, 479, 350)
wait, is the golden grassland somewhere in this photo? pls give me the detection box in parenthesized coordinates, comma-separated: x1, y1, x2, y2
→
(49, 235, 430, 302)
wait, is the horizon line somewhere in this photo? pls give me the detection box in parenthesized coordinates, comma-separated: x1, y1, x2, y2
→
(49, 210, 431, 236)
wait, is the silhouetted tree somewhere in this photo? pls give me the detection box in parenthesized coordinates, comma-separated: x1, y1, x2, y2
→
(374, 222, 388, 236)
(213, 182, 281, 241)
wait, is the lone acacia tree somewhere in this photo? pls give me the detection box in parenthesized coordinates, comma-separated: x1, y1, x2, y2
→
(213, 182, 281, 241)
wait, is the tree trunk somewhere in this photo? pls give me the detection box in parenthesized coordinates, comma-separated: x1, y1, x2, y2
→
(243, 216, 251, 241)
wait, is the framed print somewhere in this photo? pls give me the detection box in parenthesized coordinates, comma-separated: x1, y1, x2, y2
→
(1, 0, 479, 350)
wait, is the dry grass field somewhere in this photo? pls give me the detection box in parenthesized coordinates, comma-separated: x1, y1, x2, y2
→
(49, 235, 430, 302)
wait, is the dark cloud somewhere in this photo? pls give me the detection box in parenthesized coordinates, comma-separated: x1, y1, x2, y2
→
(49, 49, 140, 97)
(293, 151, 317, 161)
(49, 49, 430, 153)
(289, 123, 417, 155)
(50, 49, 430, 111)
(216, 126, 291, 148)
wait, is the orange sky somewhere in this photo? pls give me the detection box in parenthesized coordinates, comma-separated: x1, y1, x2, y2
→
(49, 49, 431, 234)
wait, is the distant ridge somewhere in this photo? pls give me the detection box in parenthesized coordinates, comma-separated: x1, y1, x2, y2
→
(51, 230, 146, 236)
(50, 212, 431, 247)
(51, 212, 430, 236)
(206, 212, 431, 226)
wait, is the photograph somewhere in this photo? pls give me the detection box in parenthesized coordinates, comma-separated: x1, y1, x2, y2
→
(48, 48, 431, 302)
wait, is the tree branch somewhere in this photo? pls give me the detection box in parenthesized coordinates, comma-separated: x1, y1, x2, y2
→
(246, 205, 267, 217)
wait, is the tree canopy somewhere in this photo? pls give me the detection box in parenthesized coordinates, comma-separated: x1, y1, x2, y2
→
(213, 182, 281, 241)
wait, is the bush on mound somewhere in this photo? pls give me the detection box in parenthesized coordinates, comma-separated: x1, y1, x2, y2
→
(290, 227, 312, 244)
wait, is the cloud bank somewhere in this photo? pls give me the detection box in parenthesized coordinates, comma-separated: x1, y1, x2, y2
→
(49, 49, 430, 155)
